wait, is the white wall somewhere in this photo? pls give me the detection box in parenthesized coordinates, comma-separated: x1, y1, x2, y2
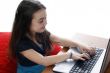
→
(0, 0, 21, 32)
(0, 0, 110, 38)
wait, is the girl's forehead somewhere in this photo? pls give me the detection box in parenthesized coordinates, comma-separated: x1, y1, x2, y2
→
(33, 9, 47, 20)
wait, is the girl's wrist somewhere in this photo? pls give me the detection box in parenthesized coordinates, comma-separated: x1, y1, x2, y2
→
(68, 52, 72, 59)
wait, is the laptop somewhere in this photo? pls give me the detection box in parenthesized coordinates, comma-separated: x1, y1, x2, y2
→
(53, 39, 110, 73)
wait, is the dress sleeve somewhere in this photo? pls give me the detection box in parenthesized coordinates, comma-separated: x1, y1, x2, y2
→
(16, 41, 32, 52)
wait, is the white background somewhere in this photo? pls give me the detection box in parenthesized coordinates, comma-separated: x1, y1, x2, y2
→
(0, 0, 110, 38)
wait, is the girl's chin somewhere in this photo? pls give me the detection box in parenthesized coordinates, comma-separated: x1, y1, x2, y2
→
(41, 29, 45, 32)
(37, 29, 45, 33)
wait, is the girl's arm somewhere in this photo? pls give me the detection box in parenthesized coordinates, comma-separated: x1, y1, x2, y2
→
(20, 49, 89, 66)
(50, 34, 95, 55)
(20, 49, 70, 66)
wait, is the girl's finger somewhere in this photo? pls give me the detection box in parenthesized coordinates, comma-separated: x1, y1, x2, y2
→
(79, 57, 86, 61)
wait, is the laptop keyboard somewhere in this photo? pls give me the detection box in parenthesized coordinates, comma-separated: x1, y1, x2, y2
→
(69, 49, 103, 73)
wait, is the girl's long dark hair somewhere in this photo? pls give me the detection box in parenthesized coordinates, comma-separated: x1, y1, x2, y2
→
(9, 0, 52, 58)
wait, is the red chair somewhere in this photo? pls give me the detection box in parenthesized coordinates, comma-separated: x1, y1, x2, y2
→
(0, 32, 17, 73)
(0, 32, 61, 73)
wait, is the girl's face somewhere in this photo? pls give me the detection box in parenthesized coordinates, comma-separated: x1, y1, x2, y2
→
(30, 9, 47, 33)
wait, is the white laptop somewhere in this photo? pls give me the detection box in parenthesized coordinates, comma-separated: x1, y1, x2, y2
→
(53, 39, 110, 73)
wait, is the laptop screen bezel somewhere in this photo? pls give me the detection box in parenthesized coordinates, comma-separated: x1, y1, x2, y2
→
(100, 39, 110, 73)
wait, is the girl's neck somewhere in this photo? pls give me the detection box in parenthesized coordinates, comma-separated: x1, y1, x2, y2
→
(26, 33, 35, 40)
(26, 33, 43, 48)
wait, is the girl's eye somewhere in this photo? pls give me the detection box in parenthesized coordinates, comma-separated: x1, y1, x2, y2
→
(38, 17, 46, 24)
(39, 20, 43, 23)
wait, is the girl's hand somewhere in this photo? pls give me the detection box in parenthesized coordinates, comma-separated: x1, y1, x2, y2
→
(78, 44, 96, 56)
(72, 52, 90, 61)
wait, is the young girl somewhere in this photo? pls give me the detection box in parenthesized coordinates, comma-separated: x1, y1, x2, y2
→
(9, 0, 95, 73)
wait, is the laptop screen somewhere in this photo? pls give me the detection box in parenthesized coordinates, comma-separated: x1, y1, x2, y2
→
(100, 39, 110, 73)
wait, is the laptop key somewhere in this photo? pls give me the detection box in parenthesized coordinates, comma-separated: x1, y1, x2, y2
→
(85, 70, 89, 73)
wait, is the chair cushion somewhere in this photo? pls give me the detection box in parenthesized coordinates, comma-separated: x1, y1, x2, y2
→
(0, 32, 17, 73)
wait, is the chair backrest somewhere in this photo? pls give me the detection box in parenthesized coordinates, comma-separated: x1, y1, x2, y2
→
(50, 43, 61, 55)
(0, 32, 17, 73)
